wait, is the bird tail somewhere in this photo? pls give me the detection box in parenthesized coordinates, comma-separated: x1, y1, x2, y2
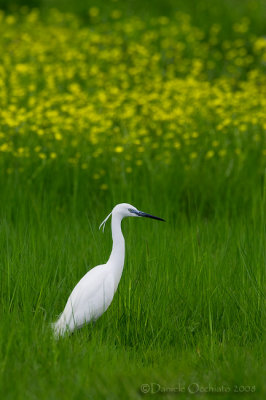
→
(51, 315, 67, 338)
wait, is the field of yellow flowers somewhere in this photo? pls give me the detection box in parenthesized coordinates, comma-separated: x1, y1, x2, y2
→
(0, 8, 265, 193)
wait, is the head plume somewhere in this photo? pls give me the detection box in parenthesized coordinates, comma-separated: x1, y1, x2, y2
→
(99, 211, 112, 232)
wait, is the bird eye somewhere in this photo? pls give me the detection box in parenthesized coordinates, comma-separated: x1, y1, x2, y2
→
(128, 208, 135, 213)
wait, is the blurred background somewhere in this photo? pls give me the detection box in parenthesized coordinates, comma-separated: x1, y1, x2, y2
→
(0, 0, 266, 36)
(0, 0, 265, 215)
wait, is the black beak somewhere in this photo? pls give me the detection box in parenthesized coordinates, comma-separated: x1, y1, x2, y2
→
(136, 210, 165, 222)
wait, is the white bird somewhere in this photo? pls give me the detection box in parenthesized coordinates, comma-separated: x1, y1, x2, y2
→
(52, 203, 164, 337)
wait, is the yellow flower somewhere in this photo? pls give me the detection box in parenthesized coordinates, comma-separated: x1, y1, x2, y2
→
(100, 184, 108, 190)
(55, 133, 62, 141)
(218, 149, 227, 157)
(115, 146, 124, 153)
(89, 8, 99, 17)
(0, 143, 10, 152)
(239, 125, 247, 132)
(206, 150, 214, 159)
(111, 10, 122, 19)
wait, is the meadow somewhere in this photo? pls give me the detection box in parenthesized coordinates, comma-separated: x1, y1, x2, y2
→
(0, 1, 265, 399)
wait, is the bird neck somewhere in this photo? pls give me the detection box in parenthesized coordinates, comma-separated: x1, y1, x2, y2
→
(108, 213, 125, 288)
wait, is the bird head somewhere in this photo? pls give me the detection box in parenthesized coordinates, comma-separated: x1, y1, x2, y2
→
(99, 203, 165, 231)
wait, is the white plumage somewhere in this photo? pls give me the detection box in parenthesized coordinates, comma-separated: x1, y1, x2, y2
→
(52, 203, 164, 337)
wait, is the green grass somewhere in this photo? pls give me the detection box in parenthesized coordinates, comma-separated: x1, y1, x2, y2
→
(0, 171, 265, 399)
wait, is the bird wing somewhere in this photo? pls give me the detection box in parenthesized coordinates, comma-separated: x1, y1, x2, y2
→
(56, 264, 115, 332)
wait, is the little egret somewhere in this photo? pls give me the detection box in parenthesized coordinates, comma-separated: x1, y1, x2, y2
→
(52, 203, 164, 337)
